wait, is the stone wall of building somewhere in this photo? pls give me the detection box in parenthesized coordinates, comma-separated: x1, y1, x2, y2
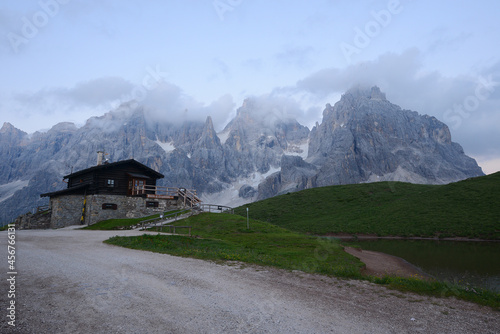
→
(13, 194, 188, 229)
(50, 195, 85, 228)
(84, 195, 180, 226)
(46, 194, 183, 228)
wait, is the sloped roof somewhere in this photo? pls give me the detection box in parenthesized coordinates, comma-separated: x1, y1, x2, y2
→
(64, 159, 164, 179)
(40, 184, 89, 198)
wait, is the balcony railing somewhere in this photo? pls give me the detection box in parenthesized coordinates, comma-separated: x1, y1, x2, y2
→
(131, 185, 179, 198)
(131, 185, 201, 207)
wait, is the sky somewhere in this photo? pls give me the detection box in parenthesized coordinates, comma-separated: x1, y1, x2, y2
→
(1, 0, 499, 174)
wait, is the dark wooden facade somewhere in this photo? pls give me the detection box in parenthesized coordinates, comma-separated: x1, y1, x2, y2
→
(41, 159, 164, 198)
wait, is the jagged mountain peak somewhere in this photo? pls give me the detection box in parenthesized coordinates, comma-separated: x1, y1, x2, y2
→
(229, 96, 304, 130)
(48, 122, 78, 134)
(196, 116, 221, 148)
(204, 115, 214, 129)
(307, 87, 482, 187)
(0, 87, 485, 224)
(1, 122, 15, 132)
(0, 122, 28, 147)
(1, 122, 25, 135)
(343, 85, 387, 101)
(224, 97, 309, 146)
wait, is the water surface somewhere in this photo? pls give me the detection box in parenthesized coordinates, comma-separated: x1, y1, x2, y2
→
(340, 239, 500, 292)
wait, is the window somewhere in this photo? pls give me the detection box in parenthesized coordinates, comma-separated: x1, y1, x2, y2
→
(107, 179, 115, 187)
(146, 201, 159, 208)
(102, 203, 117, 210)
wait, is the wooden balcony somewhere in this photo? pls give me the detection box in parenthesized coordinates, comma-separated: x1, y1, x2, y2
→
(131, 185, 201, 207)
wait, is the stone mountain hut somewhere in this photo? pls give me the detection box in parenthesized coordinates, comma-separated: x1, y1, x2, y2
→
(41, 152, 200, 228)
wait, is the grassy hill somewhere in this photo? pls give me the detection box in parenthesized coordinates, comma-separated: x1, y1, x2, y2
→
(234, 172, 500, 239)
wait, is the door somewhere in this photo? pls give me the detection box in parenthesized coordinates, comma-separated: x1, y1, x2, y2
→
(128, 178, 146, 195)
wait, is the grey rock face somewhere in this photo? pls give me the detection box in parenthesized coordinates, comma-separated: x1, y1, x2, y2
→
(257, 155, 317, 200)
(0, 87, 484, 223)
(0, 98, 310, 223)
(254, 86, 483, 200)
(238, 185, 257, 199)
(306, 86, 483, 187)
(221, 98, 310, 176)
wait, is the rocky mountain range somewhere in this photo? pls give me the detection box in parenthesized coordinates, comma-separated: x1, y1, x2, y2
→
(0, 86, 483, 224)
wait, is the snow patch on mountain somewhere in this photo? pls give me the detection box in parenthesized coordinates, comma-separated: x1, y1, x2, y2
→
(285, 139, 309, 159)
(155, 140, 176, 153)
(201, 166, 281, 207)
(216, 130, 230, 145)
(201, 187, 249, 208)
(0, 180, 29, 203)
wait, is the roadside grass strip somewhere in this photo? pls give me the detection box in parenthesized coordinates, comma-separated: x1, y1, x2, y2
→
(104, 213, 500, 309)
(368, 275, 500, 310)
(105, 213, 364, 277)
(83, 210, 185, 230)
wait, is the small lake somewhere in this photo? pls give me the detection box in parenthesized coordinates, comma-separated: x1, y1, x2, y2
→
(339, 239, 500, 293)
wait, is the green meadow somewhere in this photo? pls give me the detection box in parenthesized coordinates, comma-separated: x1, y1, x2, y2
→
(106, 213, 364, 277)
(234, 172, 500, 239)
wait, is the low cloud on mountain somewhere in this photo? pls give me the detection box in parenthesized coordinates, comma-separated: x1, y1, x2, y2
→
(291, 49, 500, 161)
(5, 49, 500, 171)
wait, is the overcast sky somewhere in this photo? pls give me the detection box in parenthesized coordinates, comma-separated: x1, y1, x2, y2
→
(1, 0, 499, 174)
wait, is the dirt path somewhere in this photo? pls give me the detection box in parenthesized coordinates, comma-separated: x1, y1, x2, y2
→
(0, 227, 498, 333)
(344, 247, 431, 279)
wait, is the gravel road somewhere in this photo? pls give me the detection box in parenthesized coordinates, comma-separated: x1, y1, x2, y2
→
(1, 226, 498, 333)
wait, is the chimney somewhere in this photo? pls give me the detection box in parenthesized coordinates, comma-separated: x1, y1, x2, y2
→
(97, 151, 105, 166)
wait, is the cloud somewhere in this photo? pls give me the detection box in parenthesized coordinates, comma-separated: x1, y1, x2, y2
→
(293, 49, 500, 159)
(15, 76, 134, 108)
(7, 76, 135, 132)
(204, 94, 236, 130)
(6, 48, 499, 167)
(142, 82, 236, 129)
(7, 74, 238, 133)
(67, 77, 135, 105)
(141, 82, 192, 111)
(296, 48, 423, 97)
(235, 92, 315, 130)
